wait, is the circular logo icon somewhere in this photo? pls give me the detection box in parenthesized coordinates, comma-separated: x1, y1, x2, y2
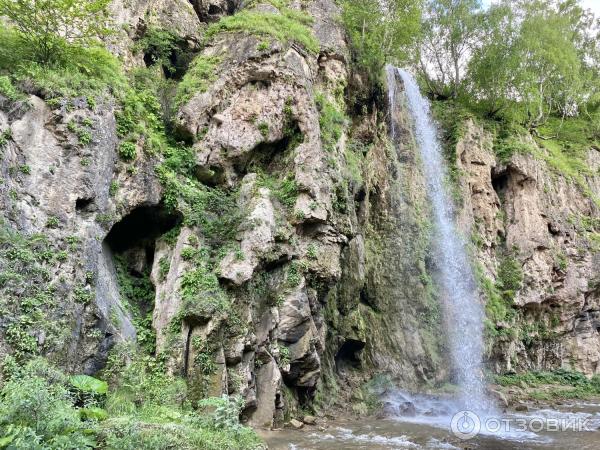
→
(450, 410, 481, 440)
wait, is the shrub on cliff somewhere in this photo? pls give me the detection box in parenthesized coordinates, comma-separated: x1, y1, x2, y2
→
(0, 0, 111, 65)
(0, 0, 124, 101)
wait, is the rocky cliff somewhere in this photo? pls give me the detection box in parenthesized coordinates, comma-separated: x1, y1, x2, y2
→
(453, 120, 600, 378)
(0, 0, 447, 427)
(1, 0, 599, 431)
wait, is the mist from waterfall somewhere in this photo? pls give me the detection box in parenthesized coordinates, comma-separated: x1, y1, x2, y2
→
(387, 65, 492, 413)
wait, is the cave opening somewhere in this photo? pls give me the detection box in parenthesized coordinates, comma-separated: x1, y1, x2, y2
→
(103, 204, 182, 344)
(335, 339, 365, 372)
(139, 30, 195, 81)
(492, 169, 510, 196)
(105, 204, 182, 254)
(190, 0, 237, 23)
(76, 197, 95, 213)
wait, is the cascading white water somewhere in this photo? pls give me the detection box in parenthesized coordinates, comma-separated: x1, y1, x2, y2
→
(387, 66, 492, 413)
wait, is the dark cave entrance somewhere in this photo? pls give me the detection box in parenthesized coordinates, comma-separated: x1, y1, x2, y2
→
(103, 204, 182, 343)
(140, 35, 195, 81)
(105, 204, 181, 254)
(335, 339, 366, 372)
(232, 120, 303, 178)
(189, 0, 237, 23)
(491, 169, 510, 197)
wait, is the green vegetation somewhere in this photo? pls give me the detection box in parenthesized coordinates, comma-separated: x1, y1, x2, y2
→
(478, 252, 524, 343)
(175, 55, 221, 107)
(108, 180, 119, 197)
(68, 119, 93, 146)
(134, 27, 191, 77)
(286, 261, 303, 288)
(205, 7, 319, 54)
(0, 75, 23, 101)
(315, 92, 346, 154)
(115, 75, 172, 160)
(0, 0, 111, 65)
(256, 172, 298, 210)
(496, 368, 600, 400)
(114, 256, 156, 354)
(341, 0, 421, 88)
(0, 223, 75, 360)
(0, 24, 124, 101)
(257, 121, 269, 138)
(157, 142, 243, 247)
(177, 247, 230, 323)
(0, 355, 264, 449)
(419, 1, 600, 203)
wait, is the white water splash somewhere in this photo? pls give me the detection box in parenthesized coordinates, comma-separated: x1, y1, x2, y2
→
(386, 66, 491, 413)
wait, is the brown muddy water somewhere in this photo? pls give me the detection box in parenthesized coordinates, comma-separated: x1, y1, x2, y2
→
(261, 401, 600, 450)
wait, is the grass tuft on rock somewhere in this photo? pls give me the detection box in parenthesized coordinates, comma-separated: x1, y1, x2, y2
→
(205, 9, 319, 54)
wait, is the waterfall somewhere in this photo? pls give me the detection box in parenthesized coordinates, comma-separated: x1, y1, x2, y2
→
(387, 66, 492, 413)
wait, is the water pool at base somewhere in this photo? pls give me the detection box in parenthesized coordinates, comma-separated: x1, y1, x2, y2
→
(262, 401, 600, 450)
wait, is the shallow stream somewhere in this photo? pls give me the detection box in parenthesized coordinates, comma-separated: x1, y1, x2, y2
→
(262, 400, 600, 449)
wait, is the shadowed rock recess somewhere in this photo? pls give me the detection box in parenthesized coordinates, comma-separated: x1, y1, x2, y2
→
(1, 0, 600, 439)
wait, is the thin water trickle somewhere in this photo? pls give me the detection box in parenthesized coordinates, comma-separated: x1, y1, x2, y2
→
(387, 65, 491, 413)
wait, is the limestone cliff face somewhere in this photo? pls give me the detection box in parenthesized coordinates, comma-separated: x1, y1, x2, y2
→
(454, 121, 600, 377)
(0, 0, 446, 427)
(5, 0, 596, 431)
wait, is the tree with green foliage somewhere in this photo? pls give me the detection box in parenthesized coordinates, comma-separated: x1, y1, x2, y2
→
(419, 0, 483, 98)
(466, 0, 599, 129)
(0, 0, 111, 64)
(341, 0, 422, 82)
(465, 2, 520, 117)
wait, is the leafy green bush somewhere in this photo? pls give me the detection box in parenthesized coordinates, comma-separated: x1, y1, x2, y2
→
(0, 24, 125, 101)
(0, 223, 72, 360)
(341, 0, 421, 85)
(256, 172, 298, 210)
(0, 75, 23, 101)
(0, 355, 265, 449)
(315, 92, 346, 154)
(496, 253, 523, 301)
(118, 142, 137, 160)
(70, 374, 108, 395)
(0, 358, 97, 449)
(0, 0, 111, 65)
(496, 368, 600, 400)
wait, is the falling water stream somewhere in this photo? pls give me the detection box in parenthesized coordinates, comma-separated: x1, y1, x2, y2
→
(393, 67, 490, 412)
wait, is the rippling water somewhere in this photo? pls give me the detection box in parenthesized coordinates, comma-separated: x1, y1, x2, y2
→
(262, 401, 600, 449)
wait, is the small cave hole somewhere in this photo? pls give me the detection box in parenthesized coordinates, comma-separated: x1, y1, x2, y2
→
(335, 339, 365, 371)
(547, 222, 560, 236)
(359, 286, 374, 308)
(492, 169, 509, 195)
(76, 197, 95, 212)
(141, 36, 194, 81)
(208, 4, 221, 14)
(354, 188, 366, 203)
(233, 122, 303, 178)
(195, 164, 226, 187)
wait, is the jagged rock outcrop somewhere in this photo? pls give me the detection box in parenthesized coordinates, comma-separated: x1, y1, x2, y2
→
(0, 93, 167, 374)
(455, 120, 600, 376)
